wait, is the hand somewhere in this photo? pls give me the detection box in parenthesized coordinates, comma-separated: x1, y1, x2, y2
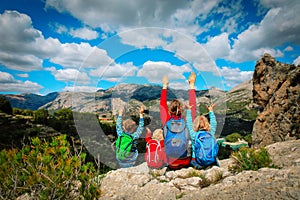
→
(119, 106, 124, 116)
(162, 76, 168, 89)
(184, 102, 192, 110)
(188, 72, 196, 89)
(206, 103, 216, 112)
(139, 105, 145, 114)
(145, 127, 151, 133)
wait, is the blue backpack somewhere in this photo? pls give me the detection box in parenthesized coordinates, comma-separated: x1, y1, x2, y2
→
(194, 131, 219, 167)
(163, 118, 190, 159)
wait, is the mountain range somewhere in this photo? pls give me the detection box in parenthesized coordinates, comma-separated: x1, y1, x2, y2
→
(2, 80, 256, 137)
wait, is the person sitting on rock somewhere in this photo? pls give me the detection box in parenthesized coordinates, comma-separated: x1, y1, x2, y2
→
(144, 127, 167, 169)
(185, 103, 219, 169)
(160, 73, 197, 170)
(115, 105, 145, 168)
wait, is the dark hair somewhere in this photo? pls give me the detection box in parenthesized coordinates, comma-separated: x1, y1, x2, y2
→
(169, 99, 182, 116)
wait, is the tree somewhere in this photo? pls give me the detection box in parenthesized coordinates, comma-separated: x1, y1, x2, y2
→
(34, 109, 49, 124)
(54, 108, 73, 120)
(0, 96, 12, 114)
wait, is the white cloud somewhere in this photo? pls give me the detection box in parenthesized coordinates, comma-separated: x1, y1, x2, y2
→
(284, 46, 293, 52)
(48, 68, 90, 84)
(49, 22, 68, 34)
(220, 66, 253, 87)
(163, 32, 221, 75)
(51, 22, 99, 40)
(212, 0, 245, 34)
(0, 10, 113, 73)
(203, 33, 230, 60)
(0, 10, 60, 71)
(119, 28, 169, 49)
(45, 0, 220, 36)
(90, 62, 138, 82)
(229, 1, 300, 62)
(0, 71, 42, 92)
(293, 56, 300, 66)
(137, 61, 191, 83)
(0, 71, 16, 83)
(70, 27, 99, 40)
(63, 85, 99, 93)
(50, 43, 113, 69)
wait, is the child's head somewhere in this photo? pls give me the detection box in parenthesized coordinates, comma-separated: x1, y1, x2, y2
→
(152, 129, 164, 141)
(169, 99, 183, 116)
(193, 115, 210, 132)
(123, 119, 137, 133)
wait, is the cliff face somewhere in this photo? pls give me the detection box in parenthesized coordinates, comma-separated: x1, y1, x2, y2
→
(252, 53, 300, 148)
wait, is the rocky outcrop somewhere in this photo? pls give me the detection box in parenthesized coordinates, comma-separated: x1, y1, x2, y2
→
(252, 53, 300, 148)
(99, 139, 300, 200)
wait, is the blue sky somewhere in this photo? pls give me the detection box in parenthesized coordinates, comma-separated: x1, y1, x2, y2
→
(0, 0, 299, 95)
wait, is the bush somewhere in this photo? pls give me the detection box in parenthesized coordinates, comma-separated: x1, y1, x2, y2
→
(229, 147, 272, 173)
(225, 132, 242, 142)
(34, 109, 49, 124)
(54, 108, 73, 120)
(0, 135, 102, 199)
(13, 108, 33, 116)
(243, 134, 252, 146)
(0, 96, 12, 114)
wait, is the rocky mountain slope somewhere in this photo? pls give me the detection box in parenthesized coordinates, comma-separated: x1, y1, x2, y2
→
(252, 53, 300, 147)
(2, 92, 59, 110)
(99, 139, 300, 200)
(3, 80, 255, 137)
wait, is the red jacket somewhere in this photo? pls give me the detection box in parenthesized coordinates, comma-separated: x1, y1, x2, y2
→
(159, 88, 196, 126)
(159, 88, 196, 169)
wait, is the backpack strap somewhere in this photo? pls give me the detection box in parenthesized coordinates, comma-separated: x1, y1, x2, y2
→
(163, 123, 168, 139)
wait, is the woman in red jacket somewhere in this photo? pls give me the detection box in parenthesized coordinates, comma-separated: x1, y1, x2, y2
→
(160, 72, 197, 169)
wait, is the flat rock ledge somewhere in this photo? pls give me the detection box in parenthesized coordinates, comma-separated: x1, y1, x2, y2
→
(99, 140, 300, 200)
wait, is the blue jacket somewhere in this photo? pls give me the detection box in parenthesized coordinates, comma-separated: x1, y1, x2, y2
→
(186, 110, 216, 158)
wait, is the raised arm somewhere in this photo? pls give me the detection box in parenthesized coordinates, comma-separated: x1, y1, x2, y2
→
(185, 104, 197, 141)
(132, 105, 145, 139)
(145, 127, 152, 143)
(188, 72, 197, 121)
(207, 104, 217, 135)
(116, 107, 124, 137)
(160, 76, 170, 126)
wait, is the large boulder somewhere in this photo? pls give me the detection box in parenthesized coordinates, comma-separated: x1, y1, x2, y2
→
(252, 53, 300, 148)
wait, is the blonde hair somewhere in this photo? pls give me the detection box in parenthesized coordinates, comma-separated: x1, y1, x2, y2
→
(123, 119, 137, 133)
(152, 129, 163, 141)
(193, 115, 210, 132)
(169, 99, 182, 116)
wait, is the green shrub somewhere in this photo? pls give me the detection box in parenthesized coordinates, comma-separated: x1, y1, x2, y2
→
(225, 132, 242, 142)
(54, 108, 73, 120)
(243, 134, 252, 146)
(34, 109, 49, 124)
(0, 96, 12, 114)
(229, 147, 272, 173)
(0, 135, 102, 199)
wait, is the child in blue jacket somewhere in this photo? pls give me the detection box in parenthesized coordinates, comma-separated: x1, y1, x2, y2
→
(116, 105, 144, 168)
(186, 103, 218, 169)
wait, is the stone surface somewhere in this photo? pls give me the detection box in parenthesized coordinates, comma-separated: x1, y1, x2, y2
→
(252, 53, 300, 148)
(99, 139, 300, 200)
